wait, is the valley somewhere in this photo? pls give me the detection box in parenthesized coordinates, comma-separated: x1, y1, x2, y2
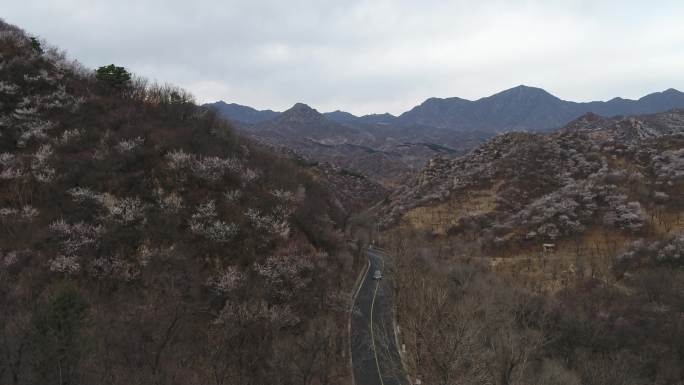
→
(2, 10, 684, 385)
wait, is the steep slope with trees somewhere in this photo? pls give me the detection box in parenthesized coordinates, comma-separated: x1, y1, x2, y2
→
(379, 109, 684, 385)
(381, 109, 684, 233)
(0, 19, 355, 385)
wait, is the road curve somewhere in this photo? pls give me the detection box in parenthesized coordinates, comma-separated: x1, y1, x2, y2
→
(351, 248, 406, 385)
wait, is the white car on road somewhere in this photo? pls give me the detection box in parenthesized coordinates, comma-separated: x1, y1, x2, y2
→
(373, 270, 383, 280)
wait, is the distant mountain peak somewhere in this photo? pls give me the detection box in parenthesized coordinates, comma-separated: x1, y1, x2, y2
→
(497, 84, 544, 93)
(290, 102, 314, 110)
(653, 88, 683, 97)
(492, 84, 556, 98)
(644, 88, 683, 96)
(511, 84, 537, 90)
(324, 110, 359, 123)
(282, 103, 322, 117)
(273, 103, 334, 126)
(421, 96, 471, 105)
(203, 101, 279, 124)
(638, 88, 684, 105)
(358, 112, 397, 125)
(214, 101, 242, 107)
(366, 112, 396, 118)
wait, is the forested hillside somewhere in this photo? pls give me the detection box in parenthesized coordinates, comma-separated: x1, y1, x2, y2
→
(0, 19, 355, 385)
(380, 109, 684, 384)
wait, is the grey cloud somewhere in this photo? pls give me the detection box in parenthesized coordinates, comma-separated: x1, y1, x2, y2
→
(4, 0, 684, 114)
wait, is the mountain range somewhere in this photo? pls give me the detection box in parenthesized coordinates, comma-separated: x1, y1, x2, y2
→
(205, 86, 684, 185)
(396, 86, 684, 132)
(221, 102, 480, 185)
(207, 85, 684, 133)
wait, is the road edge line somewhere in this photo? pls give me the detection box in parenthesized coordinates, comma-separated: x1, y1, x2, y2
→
(348, 256, 371, 385)
(370, 279, 385, 385)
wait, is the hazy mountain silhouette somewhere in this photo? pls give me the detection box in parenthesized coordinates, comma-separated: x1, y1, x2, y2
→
(204, 101, 279, 124)
(323, 110, 359, 123)
(397, 85, 684, 132)
(208, 86, 684, 134)
(247, 103, 368, 143)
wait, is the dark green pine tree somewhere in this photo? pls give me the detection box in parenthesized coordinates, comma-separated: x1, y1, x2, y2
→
(29, 37, 43, 54)
(95, 64, 132, 90)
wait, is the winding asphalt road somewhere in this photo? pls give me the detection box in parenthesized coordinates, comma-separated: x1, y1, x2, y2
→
(351, 248, 407, 385)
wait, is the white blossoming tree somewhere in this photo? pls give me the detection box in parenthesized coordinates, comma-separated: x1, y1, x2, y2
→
(189, 200, 238, 242)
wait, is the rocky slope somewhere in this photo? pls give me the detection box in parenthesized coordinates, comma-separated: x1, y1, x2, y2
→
(308, 162, 388, 214)
(380, 109, 684, 385)
(380, 109, 684, 238)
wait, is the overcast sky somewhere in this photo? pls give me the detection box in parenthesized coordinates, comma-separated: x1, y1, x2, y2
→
(4, 1, 684, 115)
